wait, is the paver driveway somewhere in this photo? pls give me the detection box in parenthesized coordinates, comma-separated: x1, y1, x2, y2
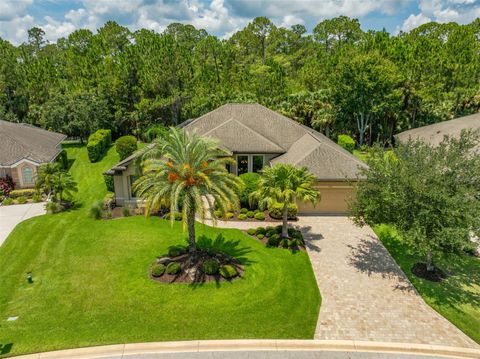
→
(296, 216, 478, 348)
(0, 202, 45, 246)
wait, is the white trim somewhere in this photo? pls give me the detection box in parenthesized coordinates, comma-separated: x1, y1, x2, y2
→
(2, 158, 41, 168)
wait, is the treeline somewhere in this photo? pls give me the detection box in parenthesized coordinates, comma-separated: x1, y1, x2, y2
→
(0, 16, 479, 145)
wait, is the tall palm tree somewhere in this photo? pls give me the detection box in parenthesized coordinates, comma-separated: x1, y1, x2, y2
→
(252, 164, 320, 238)
(35, 163, 61, 199)
(133, 128, 241, 254)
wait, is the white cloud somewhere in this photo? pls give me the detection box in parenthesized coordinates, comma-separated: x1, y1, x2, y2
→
(41, 16, 77, 42)
(0, 0, 32, 21)
(0, 15, 35, 44)
(280, 15, 305, 29)
(400, 13, 432, 32)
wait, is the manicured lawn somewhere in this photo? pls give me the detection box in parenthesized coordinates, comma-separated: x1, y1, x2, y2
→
(0, 145, 321, 358)
(375, 224, 480, 344)
(352, 149, 368, 162)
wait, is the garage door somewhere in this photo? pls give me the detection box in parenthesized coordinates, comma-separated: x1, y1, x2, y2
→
(297, 181, 356, 215)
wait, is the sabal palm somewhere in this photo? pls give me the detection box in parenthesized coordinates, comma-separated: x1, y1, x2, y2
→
(252, 164, 320, 238)
(35, 163, 61, 198)
(133, 128, 241, 253)
(53, 171, 78, 201)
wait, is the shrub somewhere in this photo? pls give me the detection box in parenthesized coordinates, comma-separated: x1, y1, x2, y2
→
(104, 175, 114, 192)
(268, 202, 298, 220)
(166, 262, 182, 275)
(213, 209, 222, 218)
(90, 201, 103, 219)
(168, 246, 187, 257)
(267, 235, 280, 247)
(266, 226, 273, 231)
(238, 213, 247, 220)
(238, 172, 261, 208)
(226, 212, 234, 219)
(288, 228, 303, 240)
(16, 196, 28, 204)
(257, 234, 265, 239)
(219, 265, 238, 279)
(46, 201, 63, 214)
(254, 212, 265, 220)
(265, 229, 275, 238)
(115, 135, 138, 160)
(87, 129, 112, 162)
(32, 194, 42, 203)
(122, 206, 131, 217)
(9, 189, 36, 198)
(202, 259, 220, 275)
(0, 175, 14, 196)
(255, 227, 266, 235)
(55, 149, 69, 169)
(2, 197, 13, 205)
(280, 238, 290, 248)
(151, 264, 166, 277)
(337, 134, 355, 153)
(103, 192, 115, 209)
(240, 208, 248, 214)
(275, 225, 283, 233)
(247, 228, 256, 235)
(143, 124, 168, 142)
(164, 212, 182, 221)
(246, 211, 254, 218)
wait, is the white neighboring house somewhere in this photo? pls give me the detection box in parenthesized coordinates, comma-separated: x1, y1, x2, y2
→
(0, 120, 66, 189)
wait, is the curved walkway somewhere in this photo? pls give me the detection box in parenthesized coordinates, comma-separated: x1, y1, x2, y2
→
(0, 202, 45, 247)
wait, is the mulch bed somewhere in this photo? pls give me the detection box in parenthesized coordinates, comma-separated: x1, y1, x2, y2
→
(150, 250, 244, 284)
(411, 262, 447, 282)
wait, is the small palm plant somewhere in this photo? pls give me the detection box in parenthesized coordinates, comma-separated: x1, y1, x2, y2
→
(53, 171, 78, 202)
(35, 163, 61, 199)
(133, 128, 241, 255)
(251, 164, 320, 238)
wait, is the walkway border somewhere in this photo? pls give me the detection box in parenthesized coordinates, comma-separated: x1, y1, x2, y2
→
(12, 340, 480, 359)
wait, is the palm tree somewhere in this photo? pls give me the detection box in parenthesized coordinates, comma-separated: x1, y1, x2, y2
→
(35, 163, 61, 200)
(133, 128, 241, 254)
(252, 164, 320, 238)
(53, 171, 78, 202)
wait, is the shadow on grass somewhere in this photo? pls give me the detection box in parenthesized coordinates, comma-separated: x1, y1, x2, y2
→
(0, 343, 13, 355)
(62, 142, 84, 149)
(197, 234, 253, 266)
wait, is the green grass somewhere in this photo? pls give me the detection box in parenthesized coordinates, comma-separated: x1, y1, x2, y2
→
(0, 144, 321, 357)
(352, 150, 368, 162)
(374, 224, 480, 343)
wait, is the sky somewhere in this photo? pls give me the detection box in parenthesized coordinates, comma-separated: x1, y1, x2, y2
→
(0, 0, 479, 45)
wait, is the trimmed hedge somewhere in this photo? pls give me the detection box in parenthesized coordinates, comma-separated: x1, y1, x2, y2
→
(254, 212, 265, 220)
(247, 228, 256, 235)
(166, 262, 182, 275)
(202, 259, 220, 275)
(87, 129, 112, 162)
(238, 213, 247, 220)
(115, 135, 138, 160)
(268, 202, 298, 220)
(9, 189, 36, 198)
(337, 134, 355, 153)
(151, 264, 166, 277)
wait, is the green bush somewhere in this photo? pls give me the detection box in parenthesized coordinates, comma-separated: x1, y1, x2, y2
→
(104, 175, 114, 192)
(238, 213, 247, 220)
(246, 211, 254, 218)
(90, 201, 103, 219)
(55, 149, 69, 169)
(87, 129, 112, 162)
(275, 225, 283, 233)
(151, 264, 166, 277)
(46, 201, 63, 214)
(202, 259, 220, 275)
(265, 229, 275, 238)
(255, 227, 266, 235)
(166, 262, 182, 275)
(32, 194, 42, 203)
(16, 196, 28, 204)
(267, 235, 280, 247)
(254, 212, 265, 220)
(164, 212, 182, 221)
(280, 238, 290, 248)
(226, 212, 234, 219)
(168, 246, 187, 257)
(103, 192, 115, 209)
(337, 134, 355, 153)
(143, 124, 168, 142)
(257, 234, 265, 239)
(219, 265, 238, 279)
(9, 189, 36, 198)
(288, 228, 303, 240)
(268, 202, 298, 220)
(2, 197, 13, 205)
(122, 206, 131, 217)
(240, 208, 248, 214)
(238, 172, 261, 208)
(247, 228, 256, 235)
(115, 135, 138, 160)
(213, 209, 222, 218)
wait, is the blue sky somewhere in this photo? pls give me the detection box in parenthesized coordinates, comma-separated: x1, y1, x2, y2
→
(0, 0, 479, 44)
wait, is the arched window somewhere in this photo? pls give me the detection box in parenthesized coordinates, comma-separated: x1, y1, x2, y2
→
(22, 166, 34, 185)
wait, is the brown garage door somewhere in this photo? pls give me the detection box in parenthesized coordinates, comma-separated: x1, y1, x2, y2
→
(297, 181, 356, 215)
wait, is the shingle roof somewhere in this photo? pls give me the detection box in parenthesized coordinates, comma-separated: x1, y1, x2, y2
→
(396, 112, 480, 147)
(0, 120, 66, 166)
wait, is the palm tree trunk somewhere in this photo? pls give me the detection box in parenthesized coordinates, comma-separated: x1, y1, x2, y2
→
(282, 203, 288, 238)
(187, 207, 196, 253)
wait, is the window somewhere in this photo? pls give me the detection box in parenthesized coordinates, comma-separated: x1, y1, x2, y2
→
(252, 155, 264, 173)
(237, 155, 249, 175)
(129, 175, 139, 198)
(22, 166, 34, 185)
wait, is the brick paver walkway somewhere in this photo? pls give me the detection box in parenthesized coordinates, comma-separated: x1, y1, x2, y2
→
(296, 216, 478, 348)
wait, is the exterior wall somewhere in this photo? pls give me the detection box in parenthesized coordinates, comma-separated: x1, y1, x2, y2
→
(0, 168, 12, 178)
(113, 163, 140, 207)
(11, 163, 39, 189)
(297, 181, 357, 215)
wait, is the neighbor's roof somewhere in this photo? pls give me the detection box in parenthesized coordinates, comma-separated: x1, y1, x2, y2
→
(182, 103, 367, 180)
(0, 120, 66, 166)
(396, 112, 480, 147)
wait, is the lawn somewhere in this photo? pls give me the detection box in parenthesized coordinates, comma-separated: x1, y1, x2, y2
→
(0, 145, 321, 357)
(375, 224, 480, 344)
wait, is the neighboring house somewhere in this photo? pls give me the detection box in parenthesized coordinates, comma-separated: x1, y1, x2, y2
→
(106, 104, 367, 214)
(0, 120, 66, 189)
(396, 112, 480, 147)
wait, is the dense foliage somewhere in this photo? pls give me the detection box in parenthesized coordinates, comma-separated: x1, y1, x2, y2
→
(0, 18, 478, 145)
(115, 135, 138, 160)
(349, 131, 480, 271)
(87, 129, 112, 162)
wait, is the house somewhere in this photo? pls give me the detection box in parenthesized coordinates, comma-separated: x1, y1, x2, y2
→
(0, 120, 66, 188)
(106, 104, 367, 214)
(396, 112, 480, 147)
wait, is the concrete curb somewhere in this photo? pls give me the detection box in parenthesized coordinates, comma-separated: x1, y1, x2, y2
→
(11, 340, 480, 359)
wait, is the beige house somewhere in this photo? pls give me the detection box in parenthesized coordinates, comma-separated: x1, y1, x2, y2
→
(106, 104, 367, 214)
(0, 120, 66, 189)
